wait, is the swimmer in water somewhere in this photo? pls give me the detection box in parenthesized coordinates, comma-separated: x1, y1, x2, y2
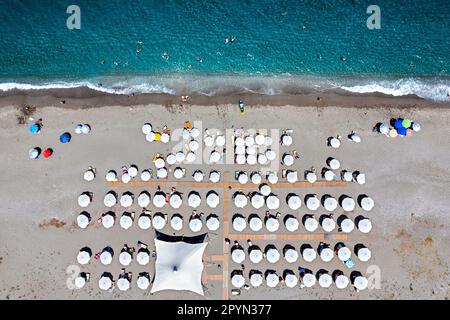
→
(137, 40, 143, 45)
(162, 51, 169, 60)
(230, 36, 235, 43)
(114, 61, 119, 66)
(225, 37, 229, 44)
(340, 56, 347, 61)
(124, 61, 128, 66)
(100, 60, 105, 65)
(136, 48, 142, 54)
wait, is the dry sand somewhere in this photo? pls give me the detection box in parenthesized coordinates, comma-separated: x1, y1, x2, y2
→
(0, 96, 449, 300)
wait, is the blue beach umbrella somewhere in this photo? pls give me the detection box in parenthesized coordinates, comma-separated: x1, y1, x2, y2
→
(59, 132, 71, 143)
(29, 123, 40, 134)
(394, 118, 403, 129)
(397, 127, 407, 136)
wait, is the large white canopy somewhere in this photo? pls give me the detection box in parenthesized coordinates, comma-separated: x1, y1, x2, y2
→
(151, 239, 208, 296)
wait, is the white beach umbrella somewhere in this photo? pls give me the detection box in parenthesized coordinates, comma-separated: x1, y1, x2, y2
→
(160, 132, 170, 144)
(412, 122, 421, 132)
(206, 192, 220, 208)
(328, 158, 340, 170)
(321, 217, 336, 232)
(238, 172, 248, 184)
(287, 195, 301, 210)
(249, 216, 263, 232)
(285, 273, 298, 288)
(206, 216, 220, 231)
(117, 278, 130, 291)
(137, 251, 150, 265)
(78, 194, 91, 208)
(264, 136, 273, 146)
(286, 170, 298, 183)
(166, 153, 177, 165)
(320, 247, 334, 262)
(128, 166, 138, 177)
(379, 123, 389, 135)
(188, 140, 199, 151)
(100, 251, 112, 265)
(285, 217, 299, 232)
(260, 183, 272, 196)
(249, 248, 263, 263)
(251, 172, 262, 184)
(216, 135, 226, 146)
(284, 248, 299, 263)
(235, 136, 245, 146)
(193, 170, 204, 182)
(255, 134, 265, 145)
(168, 193, 182, 209)
(302, 273, 316, 288)
(235, 144, 246, 155)
(141, 170, 151, 181)
(266, 195, 280, 210)
(142, 123, 152, 134)
(98, 276, 112, 291)
(246, 154, 257, 165)
(266, 273, 279, 288)
(105, 170, 117, 182)
(138, 192, 150, 208)
(337, 247, 351, 261)
(266, 248, 280, 263)
(281, 134, 293, 146)
(232, 216, 246, 232)
(340, 218, 355, 233)
(357, 247, 372, 262)
(83, 170, 95, 182)
(245, 136, 255, 147)
(358, 218, 372, 233)
(209, 151, 221, 163)
(235, 154, 246, 165)
(119, 251, 132, 266)
(304, 216, 319, 232)
(324, 170, 336, 181)
(282, 154, 294, 166)
(267, 172, 278, 185)
(318, 273, 332, 288)
(233, 193, 247, 208)
(170, 215, 183, 231)
(335, 274, 349, 289)
(231, 249, 245, 264)
(173, 167, 184, 179)
(306, 196, 320, 211)
(80, 124, 90, 134)
(152, 214, 166, 230)
(231, 274, 245, 288)
(204, 135, 214, 147)
(120, 194, 133, 208)
(342, 171, 353, 182)
(102, 213, 115, 229)
(250, 273, 263, 287)
(341, 197, 355, 212)
(209, 170, 220, 183)
(138, 214, 151, 230)
(77, 213, 90, 229)
(190, 127, 200, 138)
(302, 248, 317, 262)
(121, 173, 131, 183)
(246, 145, 256, 155)
(329, 137, 341, 148)
(154, 157, 165, 169)
(361, 196, 374, 211)
(251, 193, 265, 209)
(354, 276, 368, 290)
(324, 197, 338, 212)
(120, 214, 133, 230)
(75, 276, 86, 289)
(153, 192, 166, 208)
(145, 131, 156, 142)
(137, 275, 150, 290)
(185, 151, 196, 163)
(306, 172, 317, 183)
(349, 133, 361, 143)
(77, 250, 91, 265)
(265, 149, 276, 161)
(74, 124, 83, 135)
(156, 167, 168, 179)
(265, 217, 279, 232)
(257, 153, 268, 165)
(189, 218, 202, 232)
(175, 151, 185, 163)
(188, 193, 201, 208)
(355, 172, 366, 184)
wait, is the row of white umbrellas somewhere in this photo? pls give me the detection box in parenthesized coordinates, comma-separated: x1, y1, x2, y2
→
(142, 123, 171, 143)
(95, 272, 152, 291)
(234, 133, 274, 148)
(77, 247, 152, 266)
(234, 149, 277, 165)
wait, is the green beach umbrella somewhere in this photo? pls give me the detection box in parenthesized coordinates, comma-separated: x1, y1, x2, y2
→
(402, 119, 412, 128)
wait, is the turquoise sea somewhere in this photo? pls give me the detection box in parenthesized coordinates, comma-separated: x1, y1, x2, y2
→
(0, 0, 449, 101)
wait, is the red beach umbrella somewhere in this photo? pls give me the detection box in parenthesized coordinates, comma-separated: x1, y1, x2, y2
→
(43, 148, 53, 158)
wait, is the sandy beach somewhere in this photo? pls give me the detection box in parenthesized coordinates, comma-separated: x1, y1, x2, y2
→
(0, 94, 449, 300)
